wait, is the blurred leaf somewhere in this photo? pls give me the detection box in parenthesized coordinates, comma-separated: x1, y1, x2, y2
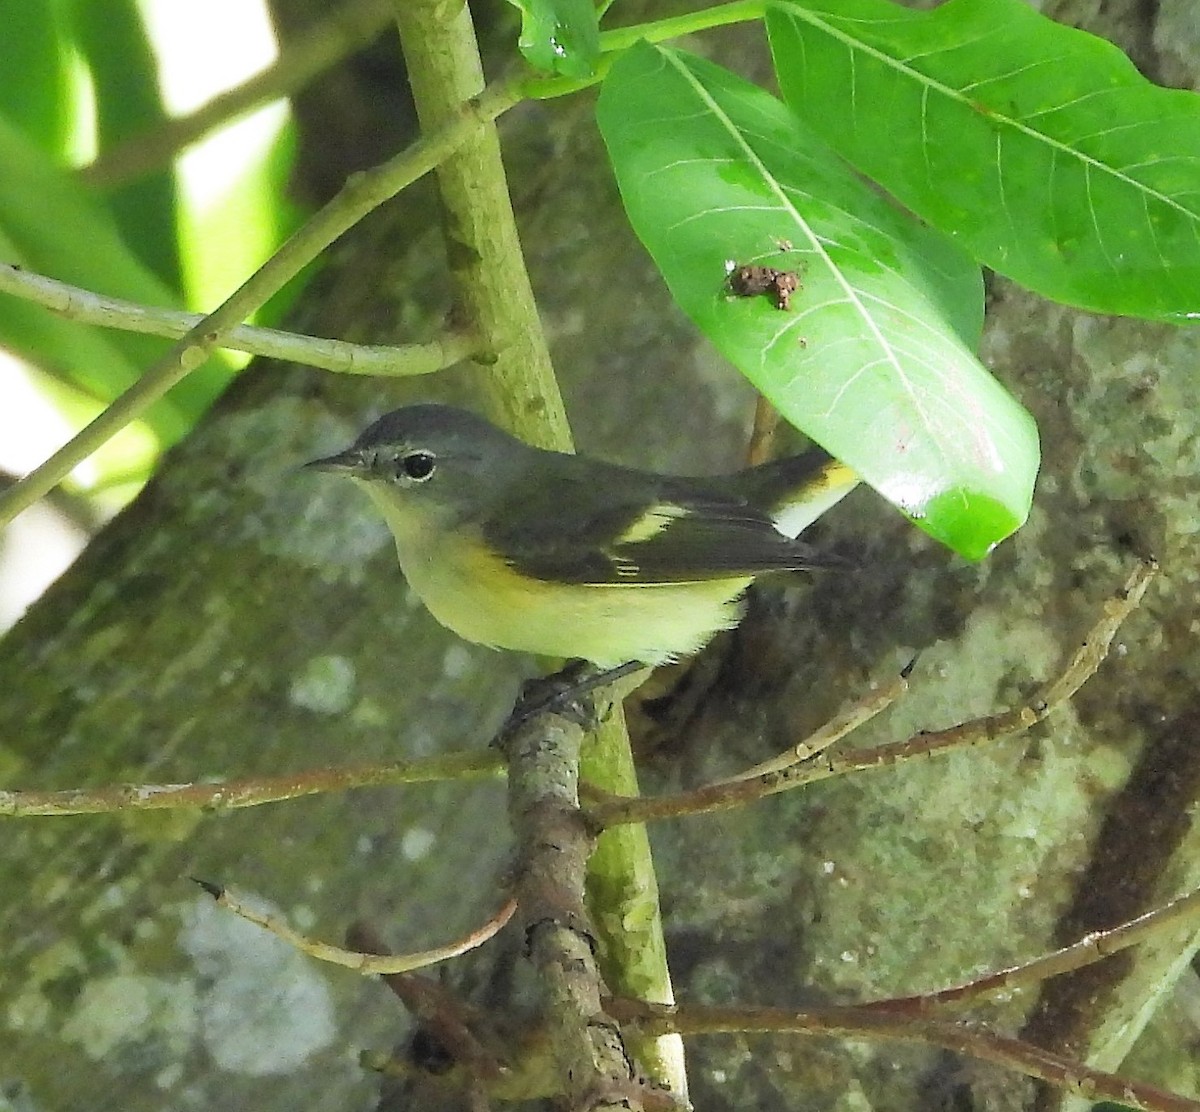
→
(0, 0, 74, 155)
(65, 0, 182, 290)
(178, 108, 299, 343)
(597, 42, 1039, 558)
(0, 227, 157, 422)
(505, 0, 600, 77)
(0, 111, 231, 441)
(768, 0, 1200, 322)
(247, 120, 309, 330)
(21, 363, 161, 511)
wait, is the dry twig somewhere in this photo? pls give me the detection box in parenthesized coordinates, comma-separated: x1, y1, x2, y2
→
(194, 878, 515, 975)
(0, 750, 502, 818)
(609, 997, 1199, 1112)
(858, 883, 1200, 1016)
(590, 560, 1156, 828)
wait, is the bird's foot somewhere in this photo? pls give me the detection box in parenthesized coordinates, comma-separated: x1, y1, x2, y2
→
(501, 660, 645, 737)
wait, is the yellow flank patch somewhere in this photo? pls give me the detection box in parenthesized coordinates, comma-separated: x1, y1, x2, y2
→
(616, 503, 689, 545)
(367, 488, 748, 665)
(390, 520, 748, 667)
(815, 460, 857, 494)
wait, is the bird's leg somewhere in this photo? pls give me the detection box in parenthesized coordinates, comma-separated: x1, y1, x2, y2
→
(502, 660, 645, 736)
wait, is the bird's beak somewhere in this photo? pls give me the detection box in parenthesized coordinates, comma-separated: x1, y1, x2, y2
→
(303, 448, 366, 474)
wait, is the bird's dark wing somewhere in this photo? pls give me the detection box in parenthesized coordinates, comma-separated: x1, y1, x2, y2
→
(483, 463, 841, 586)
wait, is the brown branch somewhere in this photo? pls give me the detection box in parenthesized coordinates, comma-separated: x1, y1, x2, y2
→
(589, 560, 1156, 828)
(348, 921, 511, 1084)
(858, 884, 1200, 1017)
(745, 395, 781, 466)
(609, 998, 1200, 1112)
(0, 749, 502, 818)
(499, 696, 672, 1111)
(351, 922, 568, 1104)
(195, 879, 516, 974)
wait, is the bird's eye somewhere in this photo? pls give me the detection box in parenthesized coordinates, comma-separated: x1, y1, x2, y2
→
(397, 450, 436, 482)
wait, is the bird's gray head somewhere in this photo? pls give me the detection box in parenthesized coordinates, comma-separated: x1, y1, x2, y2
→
(305, 404, 532, 528)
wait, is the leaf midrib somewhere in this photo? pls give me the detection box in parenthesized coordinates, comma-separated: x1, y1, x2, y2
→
(662, 46, 924, 424)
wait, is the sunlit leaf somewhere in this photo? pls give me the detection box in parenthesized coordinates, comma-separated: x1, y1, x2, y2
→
(190, 119, 309, 333)
(768, 0, 1200, 322)
(178, 109, 300, 342)
(0, 111, 231, 440)
(65, 0, 182, 291)
(598, 42, 1039, 558)
(0, 224, 158, 431)
(0, 0, 73, 156)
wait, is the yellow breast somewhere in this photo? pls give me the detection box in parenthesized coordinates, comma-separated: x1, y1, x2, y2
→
(377, 519, 741, 668)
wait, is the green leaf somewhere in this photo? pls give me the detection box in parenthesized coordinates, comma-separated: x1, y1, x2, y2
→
(171, 119, 309, 342)
(0, 0, 74, 155)
(597, 41, 1039, 559)
(505, 0, 600, 77)
(768, 0, 1200, 323)
(65, 0, 182, 291)
(0, 226, 147, 416)
(178, 115, 302, 339)
(0, 111, 231, 442)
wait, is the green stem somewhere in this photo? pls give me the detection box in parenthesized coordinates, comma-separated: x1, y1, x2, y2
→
(599, 0, 766, 52)
(391, 0, 570, 446)
(0, 262, 478, 375)
(582, 708, 690, 1100)
(526, 0, 767, 99)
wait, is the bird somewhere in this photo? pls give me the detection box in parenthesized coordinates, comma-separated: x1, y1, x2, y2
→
(306, 404, 858, 669)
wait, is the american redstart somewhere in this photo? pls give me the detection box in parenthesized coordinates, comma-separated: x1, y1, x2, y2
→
(306, 405, 858, 668)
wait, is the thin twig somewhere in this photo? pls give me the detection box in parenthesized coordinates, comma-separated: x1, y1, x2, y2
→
(194, 879, 516, 974)
(589, 560, 1156, 828)
(722, 669, 909, 782)
(609, 998, 1199, 1112)
(0, 750, 502, 818)
(347, 921, 510, 1083)
(858, 884, 1200, 1016)
(745, 395, 780, 466)
(0, 468, 100, 533)
(0, 75, 523, 528)
(0, 263, 478, 375)
(80, 0, 394, 187)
